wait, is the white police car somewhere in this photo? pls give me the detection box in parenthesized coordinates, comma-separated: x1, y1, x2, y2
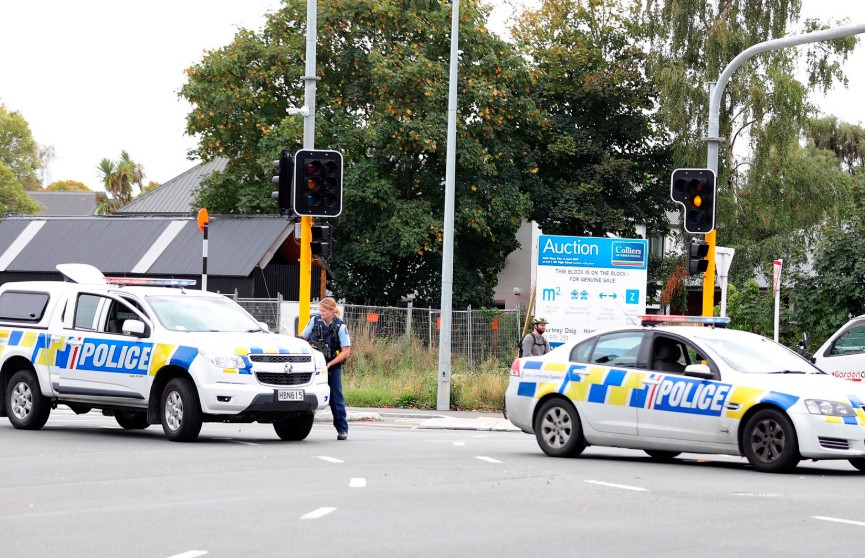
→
(811, 315, 865, 383)
(504, 315, 865, 473)
(1, 264, 331, 442)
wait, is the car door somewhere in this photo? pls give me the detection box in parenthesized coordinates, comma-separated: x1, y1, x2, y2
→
(52, 292, 155, 403)
(814, 319, 865, 382)
(636, 333, 729, 443)
(567, 331, 646, 435)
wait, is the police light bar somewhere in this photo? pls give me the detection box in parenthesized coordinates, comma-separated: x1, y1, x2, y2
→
(640, 315, 730, 327)
(104, 277, 197, 287)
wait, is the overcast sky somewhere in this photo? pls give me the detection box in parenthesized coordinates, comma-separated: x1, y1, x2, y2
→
(1, 0, 862, 191)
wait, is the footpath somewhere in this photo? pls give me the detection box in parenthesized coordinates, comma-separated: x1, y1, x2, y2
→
(314, 406, 520, 432)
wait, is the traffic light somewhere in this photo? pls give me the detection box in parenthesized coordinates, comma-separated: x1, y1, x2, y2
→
(272, 149, 293, 214)
(293, 149, 343, 217)
(310, 223, 333, 259)
(687, 239, 710, 276)
(671, 168, 716, 234)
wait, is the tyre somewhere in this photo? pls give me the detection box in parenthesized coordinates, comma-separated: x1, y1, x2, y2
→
(534, 398, 586, 457)
(7, 370, 51, 430)
(273, 413, 315, 441)
(848, 458, 865, 473)
(160, 378, 202, 442)
(742, 408, 800, 473)
(115, 410, 150, 430)
(644, 450, 681, 461)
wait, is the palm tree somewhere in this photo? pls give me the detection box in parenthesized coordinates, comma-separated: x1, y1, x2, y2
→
(96, 151, 145, 210)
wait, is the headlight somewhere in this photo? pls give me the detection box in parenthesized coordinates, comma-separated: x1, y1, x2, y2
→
(200, 352, 246, 369)
(804, 399, 856, 417)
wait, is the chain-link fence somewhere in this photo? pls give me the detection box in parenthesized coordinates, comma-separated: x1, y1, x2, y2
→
(233, 296, 525, 365)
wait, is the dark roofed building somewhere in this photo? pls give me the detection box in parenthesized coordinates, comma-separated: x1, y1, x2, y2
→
(28, 191, 97, 216)
(0, 214, 322, 298)
(117, 157, 228, 215)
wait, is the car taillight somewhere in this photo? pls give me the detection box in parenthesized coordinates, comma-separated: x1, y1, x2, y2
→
(510, 358, 521, 377)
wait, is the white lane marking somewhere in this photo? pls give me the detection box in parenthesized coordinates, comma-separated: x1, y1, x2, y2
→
(165, 551, 208, 558)
(476, 456, 503, 464)
(471, 435, 490, 438)
(584, 480, 648, 492)
(813, 516, 865, 527)
(731, 492, 782, 497)
(301, 507, 337, 520)
(349, 478, 366, 488)
(316, 456, 343, 463)
(454, 441, 466, 446)
(211, 438, 261, 446)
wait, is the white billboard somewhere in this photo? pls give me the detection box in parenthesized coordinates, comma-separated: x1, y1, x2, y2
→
(534, 235, 648, 347)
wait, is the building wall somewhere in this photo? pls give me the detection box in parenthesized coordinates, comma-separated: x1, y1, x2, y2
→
(493, 220, 540, 309)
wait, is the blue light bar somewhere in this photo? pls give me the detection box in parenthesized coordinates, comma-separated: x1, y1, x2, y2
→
(104, 277, 197, 287)
(640, 315, 730, 327)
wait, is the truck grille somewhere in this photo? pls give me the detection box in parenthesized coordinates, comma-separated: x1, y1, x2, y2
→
(248, 354, 311, 364)
(818, 437, 849, 450)
(256, 372, 313, 386)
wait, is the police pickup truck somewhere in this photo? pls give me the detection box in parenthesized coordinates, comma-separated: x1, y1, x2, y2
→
(0, 264, 330, 442)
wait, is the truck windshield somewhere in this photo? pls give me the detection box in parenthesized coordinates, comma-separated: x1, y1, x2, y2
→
(146, 295, 261, 332)
(690, 330, 821, 375)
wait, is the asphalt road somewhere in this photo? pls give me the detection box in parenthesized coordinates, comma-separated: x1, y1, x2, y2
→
(2, 408, 864, 558)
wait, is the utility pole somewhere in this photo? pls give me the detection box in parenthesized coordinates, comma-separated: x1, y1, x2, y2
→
(702, 22, 865, 316)
(436, 0, 460, 411)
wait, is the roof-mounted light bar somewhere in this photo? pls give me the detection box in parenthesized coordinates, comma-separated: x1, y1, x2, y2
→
(640, 315, 730, 328)
(104, 277, 197, 287)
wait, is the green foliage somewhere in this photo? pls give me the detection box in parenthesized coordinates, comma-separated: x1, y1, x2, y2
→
(0, 161, 40, 215)
(513, 0, 673, 238)
(46, 180, 91, 192)
(97, 151, 145, 207)
(0, 104, 40, 190)
(807, 116, 865, 175)
(789, 181, 865, 348)
(181, 0, 536, 307)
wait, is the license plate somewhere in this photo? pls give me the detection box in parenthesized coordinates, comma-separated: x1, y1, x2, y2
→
(277, 389, 304, 401)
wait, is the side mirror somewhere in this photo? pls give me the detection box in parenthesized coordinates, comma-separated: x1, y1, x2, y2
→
(122, 319, 147, 337)
(683, 363, 713, 379)
(258, 321, 270, 333)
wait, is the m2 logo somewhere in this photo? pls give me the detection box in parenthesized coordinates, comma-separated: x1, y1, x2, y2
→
(542, 287, 560, 301)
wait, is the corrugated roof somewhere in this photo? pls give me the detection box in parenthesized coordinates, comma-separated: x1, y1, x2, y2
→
(117, 157, 228, 215)
(28, 191, 97, 216)
(0, 214, 293, 277)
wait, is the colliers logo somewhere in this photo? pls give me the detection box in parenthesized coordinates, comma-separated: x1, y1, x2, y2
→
(611, 241, 646, 267)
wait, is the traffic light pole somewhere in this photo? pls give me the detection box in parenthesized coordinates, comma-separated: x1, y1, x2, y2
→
(298, 0, 320, 330)
(702, 22, 865, 317)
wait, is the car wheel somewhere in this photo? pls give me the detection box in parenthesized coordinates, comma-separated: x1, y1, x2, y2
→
(160, 378, 202, 442)
(742, 408, 800, 473)
(273, 413, 315, 441)
(115, 410, 150, 430)
(848, 458, 865, 473)
(7, 370, 51, 430)
(644, 450, 681, 461)
(534, 398, 586, 458)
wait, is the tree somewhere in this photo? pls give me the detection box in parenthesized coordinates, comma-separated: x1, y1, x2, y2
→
(181, 0, 538, 306)
(512, 0, 674, 238)
(46, 180, 91, 192)
(807, 116, 865, 175)
(0, 161, 40, 215)
(97, 150, 145, 207)
(0, 104, 40, 190)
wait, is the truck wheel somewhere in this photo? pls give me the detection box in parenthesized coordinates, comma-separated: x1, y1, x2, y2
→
(7, 370, 51, 430)
(534, 398, 586, 457)
(115, 410, 150, 430)
(273, 413, 315, 441)
(742, 408, 800, 473)
(160, 378, 202, 442)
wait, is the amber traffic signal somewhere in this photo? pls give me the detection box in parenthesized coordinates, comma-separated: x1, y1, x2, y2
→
(671, 168, 716, 234)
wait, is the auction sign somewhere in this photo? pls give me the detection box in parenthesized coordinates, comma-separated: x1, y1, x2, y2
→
(534, 235, 648, 346)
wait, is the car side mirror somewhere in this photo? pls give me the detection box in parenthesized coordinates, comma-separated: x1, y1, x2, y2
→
(122, 319, 147, 337)
(683, 363, 713, 379)
(258, 321, 270, 333)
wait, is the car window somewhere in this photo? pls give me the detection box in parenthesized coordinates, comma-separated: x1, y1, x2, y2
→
(0, 290, 49, 322)
(589, 332, 644, 367)
(73, 294, 102, 330)
(102, 299, 145, 335)
(830, 325, 865, 356)
(570, 338, 595, 363)
(651, 336, 703, 375)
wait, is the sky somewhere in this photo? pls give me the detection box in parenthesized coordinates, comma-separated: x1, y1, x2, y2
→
(1, 0, 863, 191)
